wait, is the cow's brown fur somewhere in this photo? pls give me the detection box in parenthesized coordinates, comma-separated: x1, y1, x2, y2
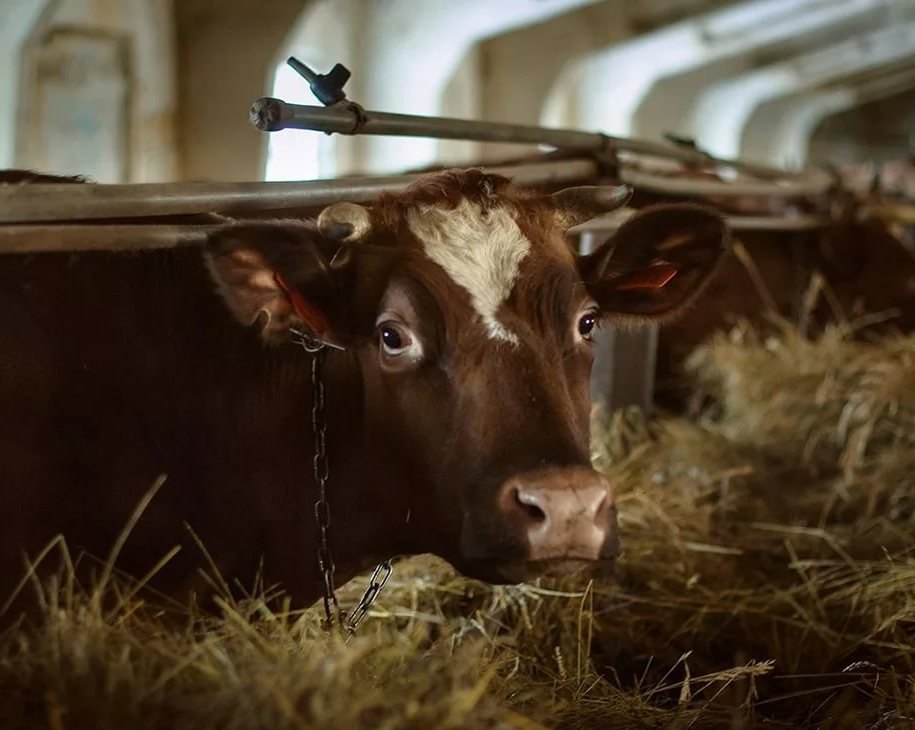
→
(0, 169, 728, 616)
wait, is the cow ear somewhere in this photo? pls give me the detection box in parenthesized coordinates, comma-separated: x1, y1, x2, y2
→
(578, 204, 730, 322)
(204, 221, 355, 346)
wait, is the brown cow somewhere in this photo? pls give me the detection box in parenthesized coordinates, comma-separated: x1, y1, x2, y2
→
(0, 169, 728, 615)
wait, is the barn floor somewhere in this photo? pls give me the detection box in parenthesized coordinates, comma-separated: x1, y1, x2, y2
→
(2, 319, 914, 729)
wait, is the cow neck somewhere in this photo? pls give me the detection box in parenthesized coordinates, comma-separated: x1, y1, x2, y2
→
(292, 329, 393, 635)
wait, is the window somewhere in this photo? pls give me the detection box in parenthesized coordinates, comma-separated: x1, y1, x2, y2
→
(263, 62, 323, 181)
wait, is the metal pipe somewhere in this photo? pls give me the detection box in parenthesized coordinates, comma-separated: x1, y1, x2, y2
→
(250, 97, 794, 181)
(577, 210, 830, 234)
(0, 176, 413, 225)
(0, 224, 217, 254)
(620, 169, 830, 199)
(0, 154, 828, 228)
(726, 215, 830, 231)
(0, 158, 599, 225)
(251, 98, 604, 148)
(0, 212, 831, 257)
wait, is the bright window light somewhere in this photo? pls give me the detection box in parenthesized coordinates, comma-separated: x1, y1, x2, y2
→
(263, 62, 322, 181)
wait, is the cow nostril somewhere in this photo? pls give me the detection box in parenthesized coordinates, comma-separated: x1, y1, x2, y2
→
(514, 487, 547, 524)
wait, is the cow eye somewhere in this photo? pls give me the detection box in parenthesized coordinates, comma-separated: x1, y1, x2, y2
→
(375, 314, 424, 368)
(577, 310, 599, 342)
(380, 325, 408, 353)
(378, 322, 418, 359)
(381, 326, 404, 350)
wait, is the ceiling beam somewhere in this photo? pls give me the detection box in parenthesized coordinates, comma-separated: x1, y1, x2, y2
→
(541, 0, 880, 136)
(686, 22, 915, 159)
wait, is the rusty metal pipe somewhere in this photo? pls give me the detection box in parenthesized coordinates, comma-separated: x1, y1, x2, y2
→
(250, 97, 794, 181)
(0, 157, 828, 229)
(577, 210, 830, 235)
(0, 212, 831, 257)
(726, 215, 830, 231)
(0, 159, 599, 225)
(0, 224, 217, 254)
(620, 169, 829, 199)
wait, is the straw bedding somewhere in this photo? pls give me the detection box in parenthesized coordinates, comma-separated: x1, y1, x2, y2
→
(1, 320, 913, 729)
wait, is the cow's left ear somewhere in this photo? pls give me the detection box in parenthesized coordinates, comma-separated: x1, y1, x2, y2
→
(577, 204, 730, 322)
(204, 221, 359, 346)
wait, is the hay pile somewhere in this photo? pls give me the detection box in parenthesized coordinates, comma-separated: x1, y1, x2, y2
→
(2, 321, 914, 729)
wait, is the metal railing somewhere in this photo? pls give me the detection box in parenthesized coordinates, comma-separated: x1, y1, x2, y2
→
(0, 58, 838, 254)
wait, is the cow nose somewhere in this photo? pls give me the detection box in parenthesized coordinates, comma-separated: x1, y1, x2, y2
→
(499, 468, 618, 562)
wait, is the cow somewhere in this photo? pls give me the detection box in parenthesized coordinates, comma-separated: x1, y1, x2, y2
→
(0, 169, 729, 616)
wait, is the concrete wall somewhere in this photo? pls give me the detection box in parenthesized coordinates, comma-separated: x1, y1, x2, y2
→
(15, 0, 177, 182)
(475, 1, 632, 163)
(353, 0, 604, 175)
(175, 0, 304, 181)
(437, 45, 484, 166)
(0, 1, 53, 170)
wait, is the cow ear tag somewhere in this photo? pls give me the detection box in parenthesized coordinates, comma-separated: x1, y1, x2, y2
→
(273, 272, 330, 336)
(614, 263, 678, 292)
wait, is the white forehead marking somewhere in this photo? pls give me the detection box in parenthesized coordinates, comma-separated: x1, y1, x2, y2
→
(406, 197, 531, 343)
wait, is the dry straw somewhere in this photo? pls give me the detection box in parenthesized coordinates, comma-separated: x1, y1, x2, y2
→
(2, 319, 914, 729)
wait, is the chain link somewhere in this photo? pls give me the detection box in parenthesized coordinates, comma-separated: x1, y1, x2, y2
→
(345, 559, 393, 634)
(310, 346, 342, 628)
(294, 328, 392, 633)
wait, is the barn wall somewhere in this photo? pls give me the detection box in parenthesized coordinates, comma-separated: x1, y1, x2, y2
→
(474, 1, 633, 163)
(15, 0, 177, 182)
(437, 45, 484, 166)
(309, 0, 604, 175)
(174, 0, 305, 182)
(0, 1, 53, 170)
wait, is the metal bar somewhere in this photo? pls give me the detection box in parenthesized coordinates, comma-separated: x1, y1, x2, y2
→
(0, 158, 599, 225)
(726, 215, 830, 231)
(0, 223, 217, 254)
(576, 210, 831, 234)
(250, 97, 793, 181)
(0, 204, 831, 257)
(251, 98, 603, 148)
(620, 168, 829, 199)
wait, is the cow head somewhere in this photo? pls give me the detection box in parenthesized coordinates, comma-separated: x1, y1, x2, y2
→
(205, 170, 729, 583)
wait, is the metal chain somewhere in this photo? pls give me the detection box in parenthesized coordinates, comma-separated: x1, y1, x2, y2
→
(293, 327, 392, 634)
(309, 345, 341, 628)
(345, 559, 393, 634)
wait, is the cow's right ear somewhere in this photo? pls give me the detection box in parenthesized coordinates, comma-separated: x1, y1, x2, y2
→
(204, 221, 356, 346)
(577, 204, 730, 323)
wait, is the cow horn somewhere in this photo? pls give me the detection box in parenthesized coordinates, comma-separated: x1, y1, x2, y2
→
(551, 185, 633, 229)
(317, 202, 372, 242)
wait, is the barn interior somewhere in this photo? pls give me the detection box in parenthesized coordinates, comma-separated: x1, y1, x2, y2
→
(2, 0, 915, 728)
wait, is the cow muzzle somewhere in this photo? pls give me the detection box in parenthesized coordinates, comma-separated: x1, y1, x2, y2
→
(498, 466, 619, 564)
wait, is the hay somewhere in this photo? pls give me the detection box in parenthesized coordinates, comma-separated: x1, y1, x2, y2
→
(2, 321, 915, 729)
